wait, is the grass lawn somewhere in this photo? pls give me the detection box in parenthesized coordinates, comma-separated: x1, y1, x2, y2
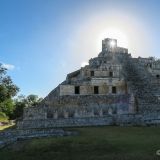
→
(0, 126, 160, 160)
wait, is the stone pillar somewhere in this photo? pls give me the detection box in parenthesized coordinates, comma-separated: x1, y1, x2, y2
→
(74, 110, 79, 118)
(129, 94, 135, 113)
(127, 82, 131, 94)
(53, 111, 58, 119)
(99, 109, 103, 117)
(64, 111, 69, 118)
(109, 86, 112, 94)
(108, 108, 112, 115)
(90, 109, 94, 117)
(44, 112, 47, 119)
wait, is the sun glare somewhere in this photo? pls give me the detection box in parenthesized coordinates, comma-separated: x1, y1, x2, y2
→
(99, 28, 128, 48)
(110, 40, 116, 47)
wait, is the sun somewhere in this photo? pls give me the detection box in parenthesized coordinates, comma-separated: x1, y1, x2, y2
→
(110, 40, 116, 47)
(99, 28, 128, 48)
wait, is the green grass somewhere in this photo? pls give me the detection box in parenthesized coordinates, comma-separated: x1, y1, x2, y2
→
(1, 126, 160, 160)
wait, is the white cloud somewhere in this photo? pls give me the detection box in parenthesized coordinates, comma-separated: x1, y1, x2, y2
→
(81, 61, 89, 67)
(2, 63, 15, 70)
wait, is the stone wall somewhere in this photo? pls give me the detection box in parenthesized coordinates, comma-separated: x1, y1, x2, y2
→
(0, 128, 77, 149)
(23, 106, 46, 120)
(60, 85, 75, 96)
(59, 81, 127, 95)
(17, 112, 160, 129)
(22, 95, 131, 122)
(17, 113, 158, 129)
(81, 67, 122, 78)
(17, 116, 114, 129)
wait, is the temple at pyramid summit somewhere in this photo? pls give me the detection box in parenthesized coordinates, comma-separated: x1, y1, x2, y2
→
(17, 38, 160, 129)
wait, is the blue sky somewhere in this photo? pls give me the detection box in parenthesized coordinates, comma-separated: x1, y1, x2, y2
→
(0, 0, 160, 97)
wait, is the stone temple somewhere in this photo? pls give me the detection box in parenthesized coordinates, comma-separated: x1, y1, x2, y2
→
(17, 38, 160, 129)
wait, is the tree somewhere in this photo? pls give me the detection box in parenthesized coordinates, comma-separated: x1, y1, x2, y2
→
(12, 95, 26, 119)
(0, 64, 19, 119)
(13, 94, 43, 119)
(26, 94, 39, 106)
(0, 64, 43, 120)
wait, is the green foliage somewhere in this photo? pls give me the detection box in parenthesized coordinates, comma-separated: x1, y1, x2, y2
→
(0, 64, 19, 119)
(0, 99, 15, 118)
(0, 112, 8, 122)
(26, 94, 42, 107)
(12, 94, 43, 119)
(0, 64, 19, 100)
(0, 64, 43, 120)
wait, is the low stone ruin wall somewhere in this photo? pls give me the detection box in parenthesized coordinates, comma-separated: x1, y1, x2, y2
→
(17, 112, 160, 129)
(0, 128, 77, 149)
(142, 112, 160, 126)
(17, 114, 145, 129)
(17, 116, 114, 129)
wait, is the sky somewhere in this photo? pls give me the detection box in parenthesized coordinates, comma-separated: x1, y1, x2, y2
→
(0, 0, 160, 97)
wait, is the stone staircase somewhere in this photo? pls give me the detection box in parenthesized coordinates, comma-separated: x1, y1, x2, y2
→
(120, 55, 160, 113)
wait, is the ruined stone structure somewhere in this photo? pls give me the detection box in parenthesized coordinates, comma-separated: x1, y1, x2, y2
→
(17, 38, 160, 129)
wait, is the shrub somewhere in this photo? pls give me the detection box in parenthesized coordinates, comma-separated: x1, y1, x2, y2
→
(0, 112, 8, 122)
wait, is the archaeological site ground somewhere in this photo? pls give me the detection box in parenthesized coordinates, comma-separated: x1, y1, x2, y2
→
(1, 126, 160, 160)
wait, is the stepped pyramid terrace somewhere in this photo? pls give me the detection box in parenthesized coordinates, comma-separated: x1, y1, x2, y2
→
(17, 38, 160, 129)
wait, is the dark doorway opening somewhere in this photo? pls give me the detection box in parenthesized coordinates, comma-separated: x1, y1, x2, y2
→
(109, 71, 113, 77)
(75, 86, 80, 94)
(112, 86, 116, 94)
(47, 112, 53, 119)
(91, 71, 94, 77)
(94, 86, 99, 94)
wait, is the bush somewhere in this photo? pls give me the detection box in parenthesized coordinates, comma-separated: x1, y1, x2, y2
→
(0, 112, 8, 122)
